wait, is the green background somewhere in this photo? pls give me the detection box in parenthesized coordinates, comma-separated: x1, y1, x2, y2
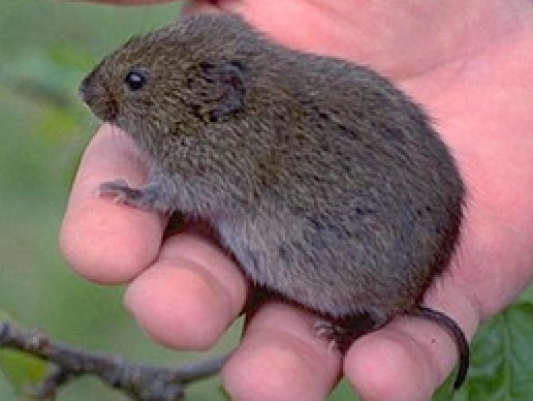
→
(1, 1, 533, 401)
(0, 1, 229, 400)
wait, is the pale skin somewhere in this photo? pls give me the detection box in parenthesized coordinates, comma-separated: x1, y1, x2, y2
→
(61, 1, 533, 400)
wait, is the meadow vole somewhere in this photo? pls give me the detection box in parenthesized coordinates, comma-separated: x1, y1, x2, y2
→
(79, 13, 469, 388)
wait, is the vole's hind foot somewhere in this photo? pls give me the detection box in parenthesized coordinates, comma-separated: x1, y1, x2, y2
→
(314, 320, 347, 352)
(97, 179, 163, 212)
(314, 312, 386, 354)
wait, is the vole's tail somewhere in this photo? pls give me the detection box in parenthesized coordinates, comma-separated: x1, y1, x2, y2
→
(410, 305, 469, 389)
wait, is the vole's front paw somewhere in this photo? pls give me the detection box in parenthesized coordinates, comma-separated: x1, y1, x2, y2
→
(97, 179, 159, 211)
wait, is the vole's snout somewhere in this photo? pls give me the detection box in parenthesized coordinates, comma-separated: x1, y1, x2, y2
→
(78, 72, 98, 109)
(79, 72, 118, 123)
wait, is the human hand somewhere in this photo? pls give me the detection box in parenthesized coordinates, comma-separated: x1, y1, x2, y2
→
(61, 1, 533, 400)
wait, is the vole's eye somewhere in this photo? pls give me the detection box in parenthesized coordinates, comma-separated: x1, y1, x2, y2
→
(124, 70, 147, 91)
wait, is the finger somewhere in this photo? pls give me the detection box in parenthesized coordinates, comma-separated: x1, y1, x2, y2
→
(344, 280, 481, 401)
(222, 302, 341, 401)
(60, 124, 166, 283)
(124, 230, 248, 350)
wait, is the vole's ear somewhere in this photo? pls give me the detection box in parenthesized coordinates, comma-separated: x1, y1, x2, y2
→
(189, 60, 248, 122)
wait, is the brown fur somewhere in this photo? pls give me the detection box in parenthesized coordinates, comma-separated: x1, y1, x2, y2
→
(80, 13, 468, 387)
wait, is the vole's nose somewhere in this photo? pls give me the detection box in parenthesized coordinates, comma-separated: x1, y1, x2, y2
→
(79, 77, 91, 104)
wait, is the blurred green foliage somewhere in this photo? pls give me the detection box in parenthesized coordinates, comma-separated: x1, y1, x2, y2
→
(1, 1, 533, 400)
(0, 1, 234, 400)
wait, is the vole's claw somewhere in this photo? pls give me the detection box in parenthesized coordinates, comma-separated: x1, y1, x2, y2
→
(314, 320, 343, 353)
(97, 179, 167, 213)
(97, 179, 133, 201)
(97, 179, 147, 208)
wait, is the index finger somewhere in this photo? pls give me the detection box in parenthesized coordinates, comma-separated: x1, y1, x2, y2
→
(60, 124, 166, 283)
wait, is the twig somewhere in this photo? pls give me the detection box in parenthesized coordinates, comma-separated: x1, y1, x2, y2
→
(0, 322, 227, 401)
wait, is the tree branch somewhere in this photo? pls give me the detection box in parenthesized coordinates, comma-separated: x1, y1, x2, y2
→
(0, 321, 227, 401)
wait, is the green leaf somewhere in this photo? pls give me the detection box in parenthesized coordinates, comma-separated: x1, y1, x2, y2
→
(0, 314, 49, 396)
(432, 302, 533, 401)
(0, 350, 48, 395)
